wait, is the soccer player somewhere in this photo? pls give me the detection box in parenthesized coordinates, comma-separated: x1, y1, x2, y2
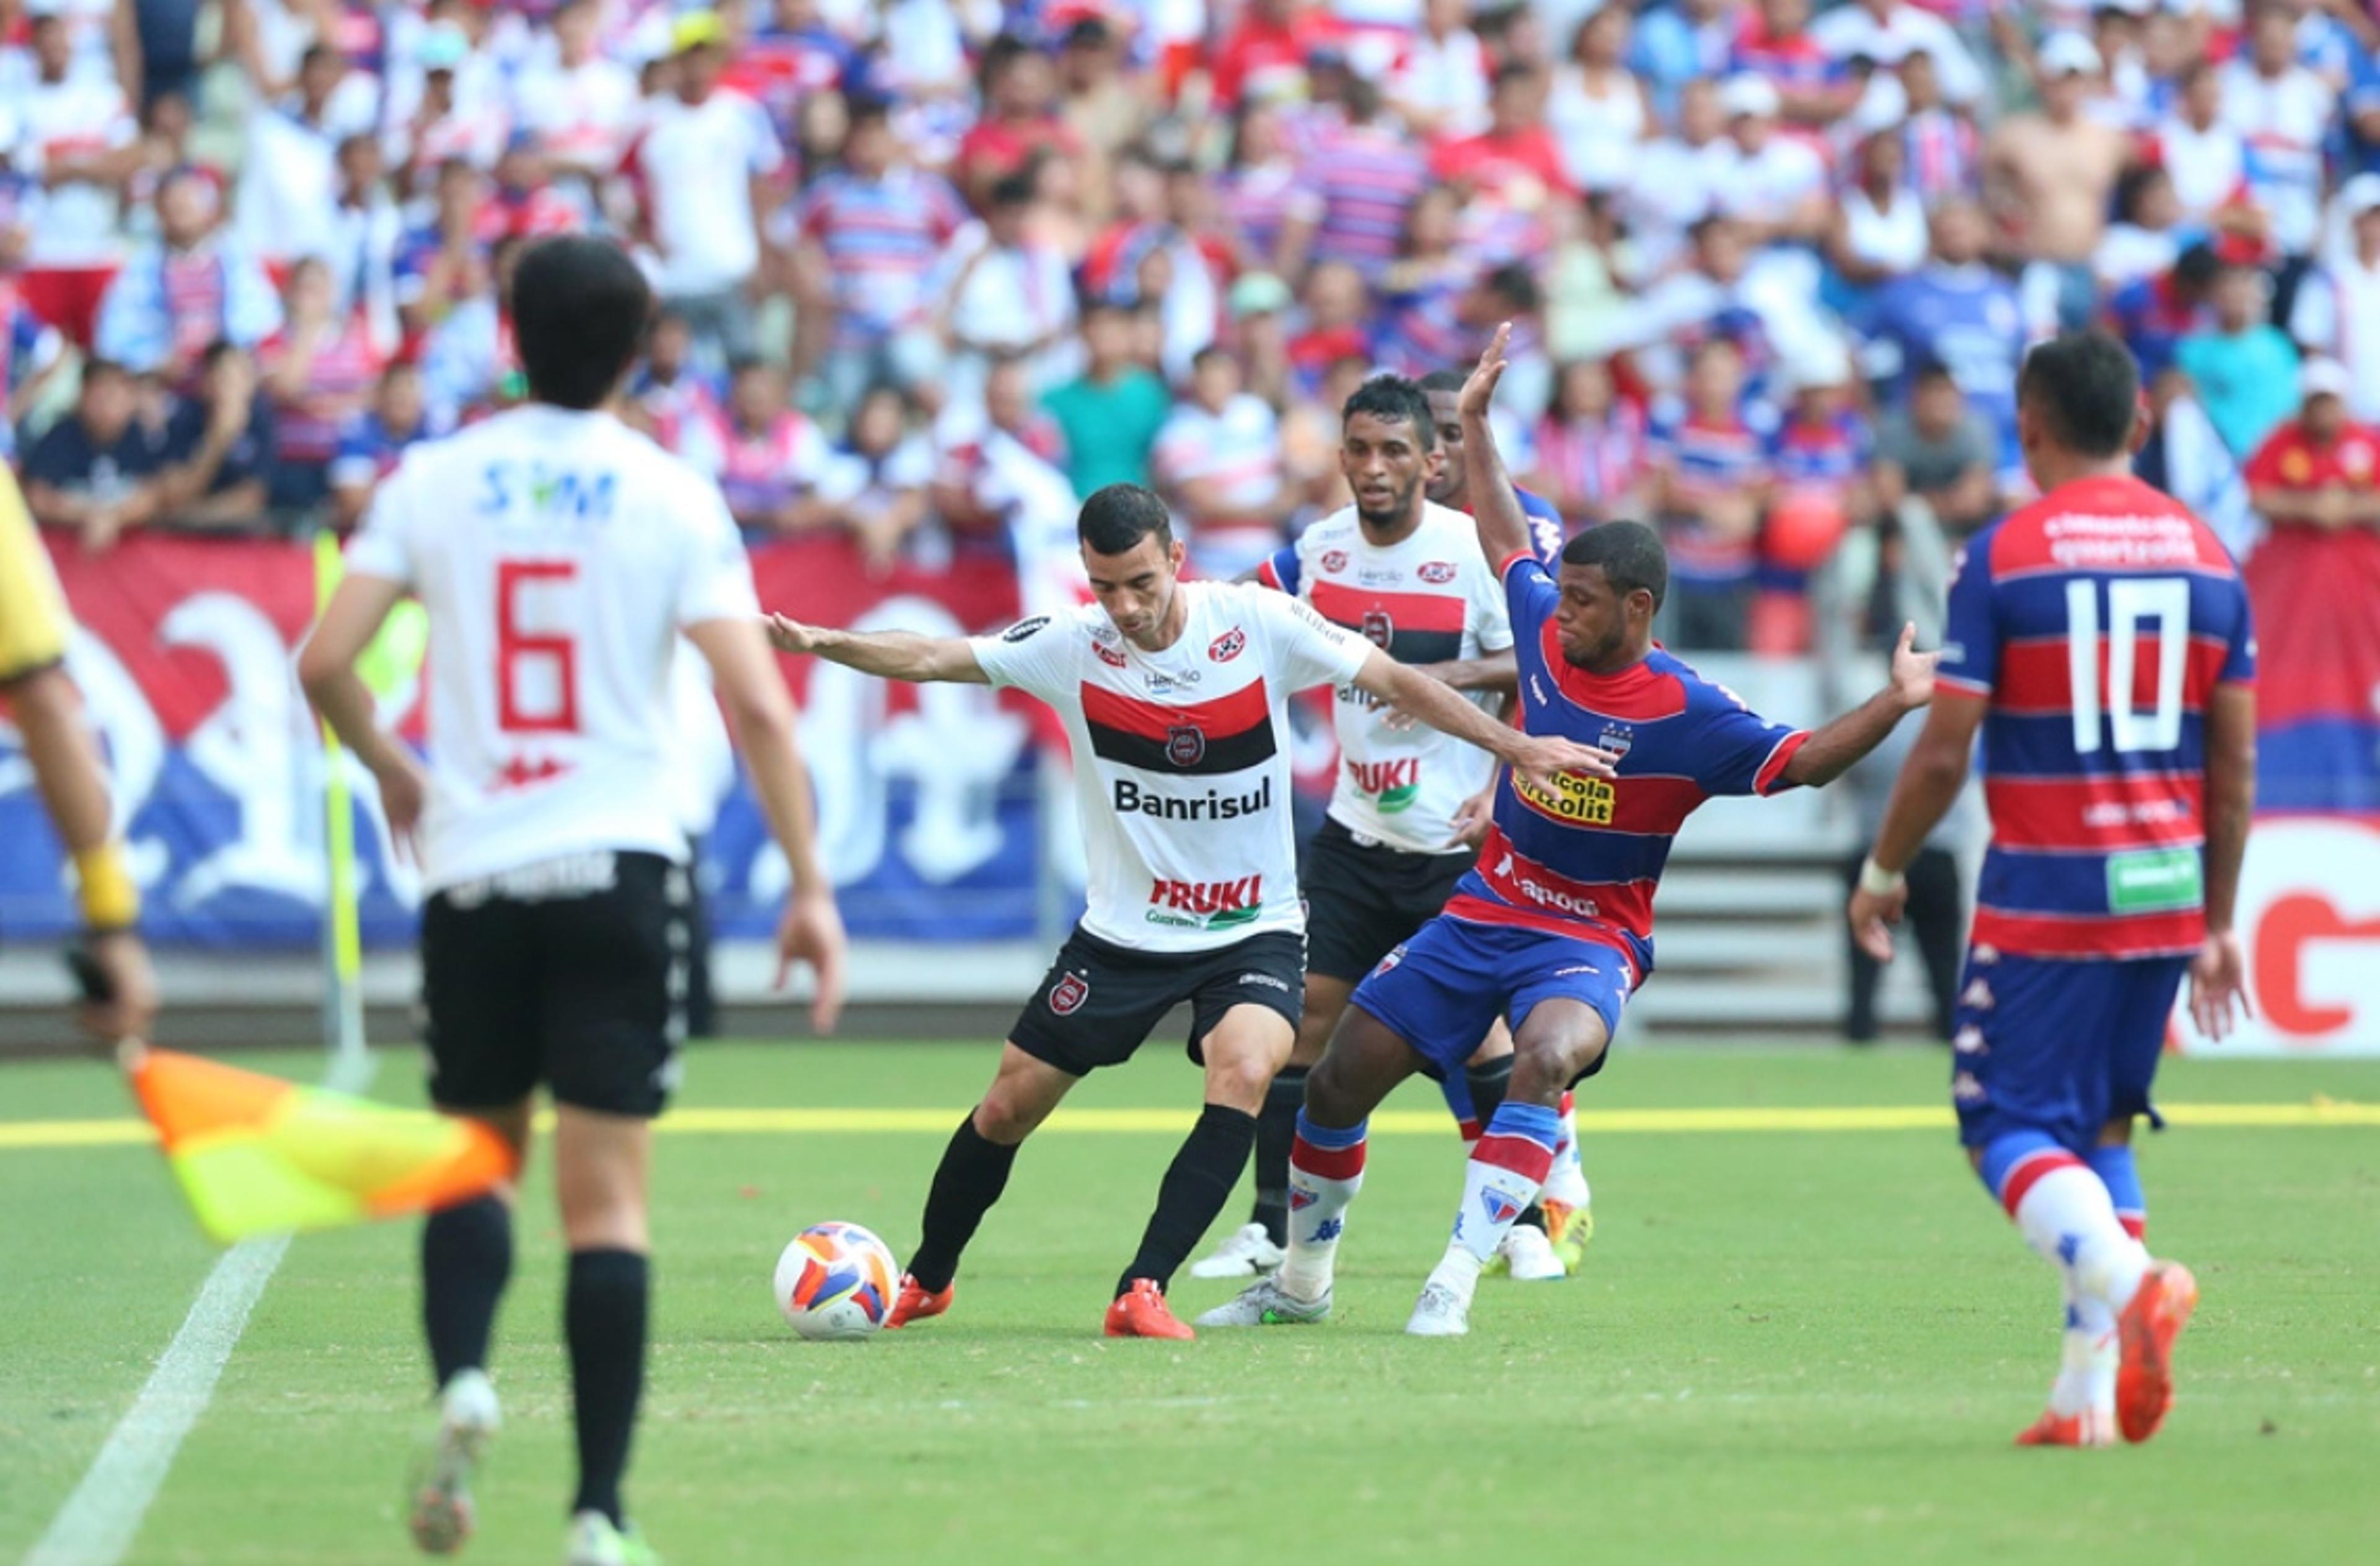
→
(0, 464, 156, 1042)
(1206, 325, 1936, 1337)
(764, 482, 1613, 1340)
(1848, 330, 2255, 1448)
(301, 236, 848, 1566)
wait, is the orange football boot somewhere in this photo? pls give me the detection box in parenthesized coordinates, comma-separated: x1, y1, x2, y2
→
(1103, 1279, 1196, 1340)
(2116, 1261, 2199, 1443)
(2014, 1408, 2116, 1448)
(884, 1274, 953, 1329)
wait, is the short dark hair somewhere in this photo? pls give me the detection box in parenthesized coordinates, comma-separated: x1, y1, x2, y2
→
(1077, 484, 1173, 555)
(1482, 262, 1540, 312)
(988, 170, 1038, 208)
(511, 236, 651, 409)
(1191, 344, 1235, 373)
(2172, 241, 2222, 291)
(1416, 369, 1466, 396)
(2017, 330, 2140, 459)
(81, 356, 129, 387)
(1342, 374, 1435, 450)
(1562, 520, 1668, 609)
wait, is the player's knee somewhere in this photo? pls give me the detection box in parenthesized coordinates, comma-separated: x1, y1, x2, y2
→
(1511, 1032, 1603, 1102)
(971, 1089, 1046, 1145)
(1204, 1051, 1276, 1113)
(1302, 1055, 1362, 1126)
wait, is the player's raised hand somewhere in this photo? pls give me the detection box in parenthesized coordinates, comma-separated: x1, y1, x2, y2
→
(1889, 622, 1939, 711)
(1458, 322, 1512, 421)
(1847, 880, 1909, 963)
(1506, 735, 1618, 797)
(765, 613, 821, 656)
(2187, 929, 2252, 1043)
(775, 885, 849, 1034)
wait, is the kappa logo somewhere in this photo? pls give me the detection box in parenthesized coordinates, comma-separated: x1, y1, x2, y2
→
(1479, 1188, 1523, 1226)
(1095, 642, 1127, 667)
(1312, 1218, 1344, 1242)
(1417, 560, 1458, 585)
(1001, 615, 1051, 643)
(1972, 945, 1999, 967)
(1209, 627, 1246, 662)
(1049, 971, 1090, 1016)
(1952, 1070, 1987, 1105)
(1960, 977, 1994, 1011)
(1321, 549, 1350, 573)
(1360, 609, 1393, 648)
(1953, 1025, 1988, 1056)
(1166, 724, 1207, 767)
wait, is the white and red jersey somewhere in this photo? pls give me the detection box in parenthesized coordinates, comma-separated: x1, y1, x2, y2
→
(971, 582, 1372, 952)
(14, 74, 136, 267)
(344, 404, 760, 891)
(1257, 503, 1512, 853)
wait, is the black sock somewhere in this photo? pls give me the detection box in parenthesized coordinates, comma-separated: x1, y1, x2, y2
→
(565, 1249, 648, 1529)
(1250, 1068, 1307, 1248)
(1515, 1203, 1548, 1233)
(907, 1114, 1020, 1294)
(1119, 1103, 1259, 1297)
(1466, 1056, 1514, 1128)
(421, 1195, 511, 1389)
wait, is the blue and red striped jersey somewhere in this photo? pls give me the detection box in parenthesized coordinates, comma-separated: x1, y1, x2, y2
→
(1442, 554, 1812, 979)
(1939, 474, 2257, 960)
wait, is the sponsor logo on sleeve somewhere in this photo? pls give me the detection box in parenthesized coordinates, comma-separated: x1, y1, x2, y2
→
(1321, 549, 1349, 574)
(1209, 627, 1246, 662)
(1001, 615, 1052, 643)
(1418, 560, 1458, 585)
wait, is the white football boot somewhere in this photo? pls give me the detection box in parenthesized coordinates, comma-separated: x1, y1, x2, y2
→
(407, 1369, 500, 1555)
(1188, 1223, 1287, 1280)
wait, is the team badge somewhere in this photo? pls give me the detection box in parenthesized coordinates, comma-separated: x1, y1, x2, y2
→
(1209, 627, 1246, 662)
(1479, 1188, 1523, 1226)
(1361, 609, 1393, 648)
(1417, 560, 1457, 585)
(1166, 725, 1207, 767)
(1596, 723, 1634, 760)
(1049, 972, 1090, 1015)
(1288, 1187, 1318, 1212)
(1321, 549, 1349, 573)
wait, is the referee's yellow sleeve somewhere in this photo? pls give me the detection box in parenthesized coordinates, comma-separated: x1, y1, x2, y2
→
(0, 465, 73, 686)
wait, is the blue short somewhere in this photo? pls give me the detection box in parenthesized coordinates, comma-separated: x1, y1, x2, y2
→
(1951, 948, 2189, 1154)
(1349, 915, 1634, 1080)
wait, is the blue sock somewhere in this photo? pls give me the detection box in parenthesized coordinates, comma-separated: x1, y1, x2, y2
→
(2084, 1144, 2146, 1241)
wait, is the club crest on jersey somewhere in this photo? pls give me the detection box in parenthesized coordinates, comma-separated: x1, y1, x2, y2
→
(1597, 723, 1634, 760)
(1321, 549, 1349, 574)
(1095, 642, 1127, 667)
(1360, 609, 1393, 649)
(1209, 627, 1246, 663)
(1166, 725, 1207, 768)
(1049, 972, 1090, 1015)
(1373, 944, 1407, 976)
(1479, 1188, 1523, 1226)
(1418, 560, 1458, 585)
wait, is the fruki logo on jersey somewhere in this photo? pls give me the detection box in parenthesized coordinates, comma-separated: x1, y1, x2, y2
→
(1347, 757, 1421, 813)
(1145, 875, 1263, 930)
(1417, 560, 1458, 585)
(1514, 768, 1616, 826)
(1208, 627, 1246, 663)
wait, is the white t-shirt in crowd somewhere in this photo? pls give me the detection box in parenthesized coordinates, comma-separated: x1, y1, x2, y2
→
(14, 76, 136, 267)
(635, 87, 783, 295)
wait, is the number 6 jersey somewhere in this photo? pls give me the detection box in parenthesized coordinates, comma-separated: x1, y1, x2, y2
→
(345, 404, 760, 891)
(1937, 473, 2255, 959)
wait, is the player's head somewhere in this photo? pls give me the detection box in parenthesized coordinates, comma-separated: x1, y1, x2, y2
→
(1416, 369, 1471, 505)
(1340, 374, 1439, 528)
(1554, 521, 1667, 670)
(512, 236, 652, 410)
(1077, 484, 1184, 645)
(2016, 330, 2140, 484)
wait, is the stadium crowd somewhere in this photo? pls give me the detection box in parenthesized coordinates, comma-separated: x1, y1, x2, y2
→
(4, 0, 2380, 657)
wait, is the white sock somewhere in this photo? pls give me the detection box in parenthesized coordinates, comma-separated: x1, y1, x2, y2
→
(2048, 1273, 2118, 1418)
(1447, 1102, 1561, 1267)
(1542, 1090, 1590, 1206)
(1277, 1115, 1364, 1303)
(2011, 1161, 2151, 1309)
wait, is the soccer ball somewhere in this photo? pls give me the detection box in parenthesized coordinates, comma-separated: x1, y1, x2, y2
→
(773, 1221, 899, 1341)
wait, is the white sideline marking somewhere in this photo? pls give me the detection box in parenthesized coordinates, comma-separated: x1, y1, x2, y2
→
(24, 1052, 372, 1566)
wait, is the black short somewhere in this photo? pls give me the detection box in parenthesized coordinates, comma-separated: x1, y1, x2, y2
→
(1010, 924, 1307, 1076)
(420, 850, 688, 1118)
(1301, 817, 1476, 984)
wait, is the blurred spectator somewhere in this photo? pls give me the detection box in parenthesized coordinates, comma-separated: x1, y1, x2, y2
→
(937, 170, 1078, 409)
(2094, 163, 2192, 296)
(2136, 364, 2257, 563)
(787, 97, 966, 417)
(1057, 18, 1150, 185)
(1873, 360, 1999, 539)
(416, 231, 522, 428)
(1041, 296, 1169, 496)
(628, 12, 782, 371)
(389, 20, 506, 195)
(259, 256, 384, 516)
(156, 340, 276, 533)
(94, 166, 282, 385)
(1631, 0, 1746, 118)
(323, 133, 402, 343)
(1209, 0, 1347, 115)
(20, 357, 170, 551)
(1152, 345, 1294, 581)
(1284, 260, 1372, 396)
(329, 360, 432, 533)
(14, 8, 142, 348)
(1228, 271, 1296, 412)
(1523, 356, 1647, 531)
(1629, 214, 1769, 396)
(954, 34, 1079, 210)
(625, 306, 729, 474)
(1626, 78, 1735, 277)
(1828, 126, 1930, 299)
(234, 43, 375, 270)
(728, 0, 858, 153)
(1387, 0, 1492, 143)
(0, 276, 70, 464)
(2287, 175, 2380, 424)
(1858, 198, 2025, 484)
(2244, 358, 2380, 537)
(1279, 350, 1372, 516)
(717, 356, 834, 534)
(1809, 0, 1988, 105)
(511, 0, 642, 205)
(394, 158, 490, 342)
(1716, 74, 1828, 249)
(1757, 339, 1872, 653)
(1735, 0, 1856, 129)
(1546, 3, 1652, 195)
(1278, 76, 1430, 283)
(2106, 239, 2221, 386)
(2221, 1, 2335, 266)
(1988, 33, 2130, 334)
(1219, 99, 1310, 278)
(1646, 336, 1774, 652)
(2154, 61, 2259, 237)
(931, 352, 1073, 554)
(2177, 257, 2302, 460)
(1891, 44, 1983, 206)
(1432, 62, 1573, 224)
(819, 382, 934, 572)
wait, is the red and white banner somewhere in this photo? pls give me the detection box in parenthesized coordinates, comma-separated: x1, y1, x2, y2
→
(2174, 816, 2380, 1056)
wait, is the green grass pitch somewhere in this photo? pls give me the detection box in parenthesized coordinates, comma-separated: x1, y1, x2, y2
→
(4, 1042, 2378, 1564)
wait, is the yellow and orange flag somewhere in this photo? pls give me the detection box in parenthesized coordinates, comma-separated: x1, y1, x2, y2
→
(126, 1047, 516, 1244)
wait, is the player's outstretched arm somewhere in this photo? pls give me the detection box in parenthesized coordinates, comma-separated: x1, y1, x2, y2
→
(1354, 647, 1615, 794)
(299, 572, 433, 860)
(1782, 621, 1938, 789)
(2190, 683, 2258, 1040)
(689, 616, 848, 1033)
(765, 613, 992, 684)
(1455, 322, 1534, 571)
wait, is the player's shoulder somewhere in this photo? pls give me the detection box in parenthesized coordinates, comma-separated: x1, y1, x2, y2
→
(1648, 646, 1749, 719)
(1994, 475, 2236, 581)
(1296, 505, 1363, 555)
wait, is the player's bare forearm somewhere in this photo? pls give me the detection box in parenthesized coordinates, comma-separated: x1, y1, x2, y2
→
(1456, 325, 1533, 568)
(1414, 650, 1519, 695)
(299, 659, 409, 776)
(2203, 684, 2257, 934)
(7, 666, 117, 857)
(690, 616, 831, 895)
(1357, 650, 1607, 781)
(298, 573, 412, 776)
(1869, 694, 1985, 874)
(1784, 686, 1914, 789)
(765, 616, 989, 684)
